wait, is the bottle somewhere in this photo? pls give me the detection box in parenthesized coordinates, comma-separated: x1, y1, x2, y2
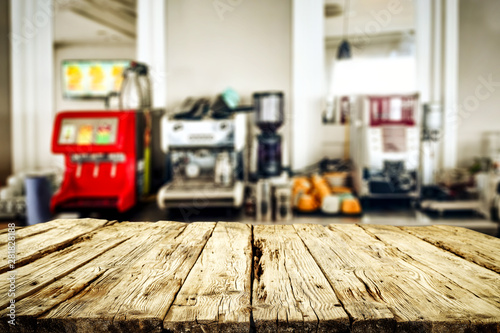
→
(136, 64, 152, 108)
(119, 64, 143, 110)
(135, 63, 153, 195)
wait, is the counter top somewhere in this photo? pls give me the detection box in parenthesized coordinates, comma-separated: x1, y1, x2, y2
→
(1, 219, 499, 332)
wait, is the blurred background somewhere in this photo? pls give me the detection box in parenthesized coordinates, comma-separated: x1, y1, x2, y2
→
(0, 0, 499, 236)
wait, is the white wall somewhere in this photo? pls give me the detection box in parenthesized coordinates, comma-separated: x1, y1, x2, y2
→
(457, 0, 500, 166)
(165, 0, 292, 166)
(165, 0, 291, 108)
(54, 43, 136, 112)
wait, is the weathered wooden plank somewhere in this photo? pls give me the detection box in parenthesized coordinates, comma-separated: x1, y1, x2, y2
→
(403, 225, 500, 273)
(360, 224, 500, 308)
(0, 219, 114, 246)
(0, 219, 68, 245)
(164, 222, 253, 333)
(328, 224, 500, 332)
(0, 224, 53, 246)
(293, 224, 396, 332)
(252, 224, 350, 333)
(2, 221, 499, 333)
(1, 266, 105, 333)
(38, 222, 216, 333)
(0, 221, 138, 310)
(0, 221, 186, 333)
(0, 218, 112, 273)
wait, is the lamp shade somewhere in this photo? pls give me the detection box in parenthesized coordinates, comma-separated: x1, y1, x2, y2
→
(337, 40, 352, 59)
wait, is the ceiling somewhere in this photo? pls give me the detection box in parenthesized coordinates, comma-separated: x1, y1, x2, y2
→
(54, 0, 413, 45)
(325, 0, 415, 39)
(54, 0, 136, 45)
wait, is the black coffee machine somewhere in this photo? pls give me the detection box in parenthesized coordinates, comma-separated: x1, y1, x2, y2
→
(253, 92, 284, 178)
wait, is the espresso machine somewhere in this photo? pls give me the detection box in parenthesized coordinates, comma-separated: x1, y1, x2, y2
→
(350, 94, 420, 201)
(157, 112, 247, 209)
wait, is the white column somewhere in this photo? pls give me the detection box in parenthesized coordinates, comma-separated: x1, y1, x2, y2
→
(10, 0, 54, 173)
(415, 0, 459, 176)
(432, 0, 442, 103)
(291, 0, 325, 170)
(136, 0, 167, 109)
(415, 0, 432, 104)
(442, 0, 459, 169)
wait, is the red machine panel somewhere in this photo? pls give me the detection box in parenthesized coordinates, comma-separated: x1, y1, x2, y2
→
(368, 95, 418, 127)
(51, 110, 137, 212)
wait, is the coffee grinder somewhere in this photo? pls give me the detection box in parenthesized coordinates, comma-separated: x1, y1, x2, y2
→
(254, 92, 284, 178)
(252, 92, 291, 221)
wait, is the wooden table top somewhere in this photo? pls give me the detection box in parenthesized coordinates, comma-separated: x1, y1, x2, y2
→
(1, 219, 499, 333)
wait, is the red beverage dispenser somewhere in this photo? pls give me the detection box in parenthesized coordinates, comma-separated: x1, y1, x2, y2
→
(51, 110, 164, 213)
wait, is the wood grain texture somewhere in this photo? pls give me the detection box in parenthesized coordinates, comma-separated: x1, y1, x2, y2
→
(0, 223, 55, 246)
(38, 222, 216, 333)
(1, 266, 105, 333)
(328, 224, 500, 332)
(0, 219, 113, 246)
(0, 221, 137, 310)
(293, 224, 396, 333)
(2, 220, 499, 333)
(0, 222, 185, 333)
(252, 225, 350, 333)
(0, 218, 111, 273)
(164, 222, 253, 333)
(403, 225, 500, 273)
(0, 219, 97, 245)
(360, 224, 500, 308)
